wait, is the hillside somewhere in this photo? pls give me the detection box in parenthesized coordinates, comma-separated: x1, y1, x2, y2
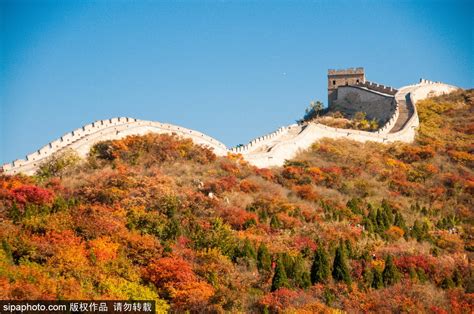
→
(0, 90, 472, 313)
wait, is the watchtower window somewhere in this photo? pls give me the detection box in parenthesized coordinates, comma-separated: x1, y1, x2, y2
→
(332, 80, 336, 85)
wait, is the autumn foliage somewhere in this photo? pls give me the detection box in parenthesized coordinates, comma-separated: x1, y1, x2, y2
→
(0, 90, 472, 312)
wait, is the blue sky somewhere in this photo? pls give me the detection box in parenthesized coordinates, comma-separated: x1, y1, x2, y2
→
(1, 0, 473, 164)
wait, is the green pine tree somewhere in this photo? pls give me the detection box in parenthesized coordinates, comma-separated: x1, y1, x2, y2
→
(416, 268, 428, 283)
(382, 255, 400, 286)
(394, 212, 407, 235)
(411, 220, 423, 241)
(281, 253, 295, 279)
(1, 239, 13, 264)
(311, 246, 330, 284)
(292, 255, 310, 289)
(332, 244, 351, 285)
(258, 208, 269, 222)
(242, 238, 257, 260)
(440, 277, 455, 289)
(257, 243, 272, 272)
(409, 267, 419, 282)
(371, 268, 383, 289)
(381, 199, 393, 224)
(368, 205, 377, 223)
(271, 258, 289, 291)
(300, 271, 312, 289)
(345, 239, 353, 259)
(376, 208, 387, 232)
(363, 217, 375, 233)
(270, 214, 281, 229)
(363, 266, 374, 288)
(452, 269, 463, 287)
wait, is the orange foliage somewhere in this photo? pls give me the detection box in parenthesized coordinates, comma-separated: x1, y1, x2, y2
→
(145, 256, 214, 309)
(447, 150, 474, 164)
(293, 184, 318, 201)
(89, 236, 119, 262)
(255, 168, 275, 181)
(239, 179, 259, 193)
(277, 212, 302, 229)
(386, 226, 405, 240)
(219, 206, 258, 230)
(259, 288, 300, 312)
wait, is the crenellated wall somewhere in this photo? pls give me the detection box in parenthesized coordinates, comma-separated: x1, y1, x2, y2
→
(230, 125, 295, 154)
(356, 80, 398, 95)
(237, 80, 458, 167)
(1, 118, 228, 175)
(1, 80, 459, 175)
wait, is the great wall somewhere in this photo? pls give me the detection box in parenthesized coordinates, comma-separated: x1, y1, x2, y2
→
(1, 69, 459, 175)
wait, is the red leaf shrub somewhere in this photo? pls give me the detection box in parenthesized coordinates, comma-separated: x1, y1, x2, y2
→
(11, 185, 54, 206)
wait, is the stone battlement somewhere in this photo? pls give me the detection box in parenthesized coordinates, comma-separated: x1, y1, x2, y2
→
(1, 78, 459, 175)
(328, 67, 365, 75)
(230, 126, 290, 154)
(356, 80, 398, 95)
(1, 117, 228, 175)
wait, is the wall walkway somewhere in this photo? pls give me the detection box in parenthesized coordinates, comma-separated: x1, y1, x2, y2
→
(1, 80, 458, 175)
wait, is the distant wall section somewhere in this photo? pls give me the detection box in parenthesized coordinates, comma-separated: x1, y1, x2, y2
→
(330, 86, 396, 123)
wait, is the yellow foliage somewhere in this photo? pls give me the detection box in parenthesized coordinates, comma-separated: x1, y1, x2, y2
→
(100, 278, 169, 313)
(89, 237, 119, 263)
(386, 226, 405, 240)
(385, 158, 408, 171)
(371, 259, 385, 271)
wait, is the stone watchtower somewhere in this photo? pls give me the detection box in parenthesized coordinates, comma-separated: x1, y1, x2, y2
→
(328, 67, 365, 106)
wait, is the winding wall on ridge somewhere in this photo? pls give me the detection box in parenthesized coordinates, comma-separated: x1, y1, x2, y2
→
(1, 80, 459, 175)
(2, 118, 228, 175)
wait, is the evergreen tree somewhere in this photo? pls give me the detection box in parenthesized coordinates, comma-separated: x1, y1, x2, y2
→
(347, 198, 362, 215)
(411, 220, 423, 241)
(394, 212, 407, 232)
(368, 205, 377, 223)
(300, 271, 312, 289)
(416, 268, 428, 283)
(163, 218, 181, 241)
(311, 246, 330, 284)
(1, 239, 13, 264)
(452, 269, 463, 287)
(440, 277, 455, 289)
(257, 243, 272, 272)
(371, 268, 384, 289)
(376, 208, 389, 232)
(292, 255, 309, 288)
(258, 208, 269, 222)
(270, 214, 281, 229)
(421, 206, 429, 216)
(332, 244, 351, 285)
(381, 199, 394, 224)
(271, 258, 289, 291)
(242, 238, 256, 260)
(345, 239, 353, 259)
(363, 266, 373, 288)
(382, 208, 392, 228)
(363, 217, 375, 233)
(281, 253, 295, 279)
(409, 267, 419, 282)
(415, 202, 421, 212)
(422, 221, 430, 240)
(9, 203, 20, 223)
(382, 255, 400, 286)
